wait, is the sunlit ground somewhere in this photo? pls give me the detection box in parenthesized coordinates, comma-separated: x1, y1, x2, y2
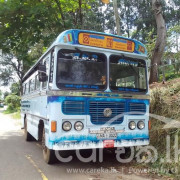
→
(0, 110, 21, 138)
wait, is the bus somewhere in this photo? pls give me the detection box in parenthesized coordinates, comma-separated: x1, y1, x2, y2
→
(21, 29, 150, 164)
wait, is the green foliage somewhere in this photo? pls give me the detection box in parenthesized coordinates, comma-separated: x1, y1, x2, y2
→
(5, 94, 21, 112)
(3, 91, 9, 100)
(0, 0, 180, 87)
(169, 25, 180, 34)
(0, 0, 95, 53)
(145, 30, 157, 60)
(0, 0, 96, 86)
(159, 72, 180, 81)
(0, 89, 2, 102)
(128, 1, 155, 41)
(0, 54, 14, 85)
(83, 0, 104, 32)
(10, 83, 20, 96)
(100, 0, 155, 40)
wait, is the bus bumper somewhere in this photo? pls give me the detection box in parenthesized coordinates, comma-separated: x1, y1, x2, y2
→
(51, 139, 149, 151)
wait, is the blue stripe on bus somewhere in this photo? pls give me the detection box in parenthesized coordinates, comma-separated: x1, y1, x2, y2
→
(113, 38, 127, 43)
(49, 133, 149, 143)
(89, 34, 105, 39)
(48, 96, 149, 105)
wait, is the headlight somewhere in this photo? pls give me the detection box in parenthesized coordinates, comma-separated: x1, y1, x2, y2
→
(62, 121, 72, 131)
(74, 121, 84, 131)
(137, 121, 145, 130)
(129, 121, 136, 130)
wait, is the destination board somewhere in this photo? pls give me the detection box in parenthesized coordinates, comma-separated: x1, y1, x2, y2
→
(78, 33, 135, 52)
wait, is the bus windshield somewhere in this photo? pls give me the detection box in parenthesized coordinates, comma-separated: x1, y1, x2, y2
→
(110, 55, 147, 92)
(56, 50, 107, 90)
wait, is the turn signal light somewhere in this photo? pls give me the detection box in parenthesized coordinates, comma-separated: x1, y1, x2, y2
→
(148, 120, 151, 130)
(51, 121, 57, 132)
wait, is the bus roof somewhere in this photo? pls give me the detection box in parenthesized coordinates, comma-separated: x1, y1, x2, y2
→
(22, 29, 147, 82)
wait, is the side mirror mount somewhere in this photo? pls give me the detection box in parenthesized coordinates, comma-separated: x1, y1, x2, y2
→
(38, 64, 48, 82)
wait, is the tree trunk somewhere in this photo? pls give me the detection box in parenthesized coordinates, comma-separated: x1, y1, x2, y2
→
(113, 0, 121, 36)
(149, 0, 166, 84)
(79, 0, 83, 27)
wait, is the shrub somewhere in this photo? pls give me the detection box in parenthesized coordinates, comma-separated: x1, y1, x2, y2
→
(149, 82, 180, 177)
(5, 94, 21, 112)
(159, 72, 180, 82)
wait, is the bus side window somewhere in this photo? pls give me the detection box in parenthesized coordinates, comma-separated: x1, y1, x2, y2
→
(23, 84, 26, 95)
(32, 78, 35, 92)
(35, 74, 40, 90)
(29, 79, 35, 93)
(29, 80, 31, 93)
(49, 50, 54, 89)
(25, 83, 28, 94)
(42, 57, 49, 89)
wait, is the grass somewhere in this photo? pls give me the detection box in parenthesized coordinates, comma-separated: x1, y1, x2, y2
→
(148, 80, 180, 179)
(3, 108, 17, 114)
(11, 111, 21, 119)
(2, 108, 21, 120)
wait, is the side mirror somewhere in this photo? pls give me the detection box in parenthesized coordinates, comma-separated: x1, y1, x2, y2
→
(38, 64, 48, 82)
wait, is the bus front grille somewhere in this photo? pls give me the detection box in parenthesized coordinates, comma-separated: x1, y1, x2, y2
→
(62, 101, 85, 114)
(62, 100, 146, 124)
(129, 103, 146, 115)
(89, 102, 125, 125)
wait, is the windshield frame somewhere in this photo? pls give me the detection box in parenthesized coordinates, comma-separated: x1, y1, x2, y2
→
(109, 54, 148, 93)
(56, 49, 107, 91)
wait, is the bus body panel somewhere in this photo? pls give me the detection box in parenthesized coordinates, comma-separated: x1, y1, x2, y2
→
(22, 94, 149, 150)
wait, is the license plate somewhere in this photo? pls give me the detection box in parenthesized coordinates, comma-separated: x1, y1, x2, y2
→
(103, 140, 114, 148)
(96, 133, 117, 139)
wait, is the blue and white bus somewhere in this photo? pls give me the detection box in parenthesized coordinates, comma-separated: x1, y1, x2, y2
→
(21, 29, 150, 164)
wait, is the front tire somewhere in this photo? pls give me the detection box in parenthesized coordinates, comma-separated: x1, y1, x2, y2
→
(24, 119, 33, 141)
(42, 128, 57, 164)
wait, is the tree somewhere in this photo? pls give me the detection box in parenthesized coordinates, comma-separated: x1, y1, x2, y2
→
(0, 0, 95, 92)
(10, 83, 20, 96)
(149, 0, 166, 83)
(113, 0, 121, 35)
(83, 1, 104, 32)
(0, 0, 179, 86)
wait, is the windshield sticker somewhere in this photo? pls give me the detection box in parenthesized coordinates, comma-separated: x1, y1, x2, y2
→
(71, 53, 98, 61)
(63, 33, 73, 43)
(118, 59, 138, 67)
(65, 84, 99, 90)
